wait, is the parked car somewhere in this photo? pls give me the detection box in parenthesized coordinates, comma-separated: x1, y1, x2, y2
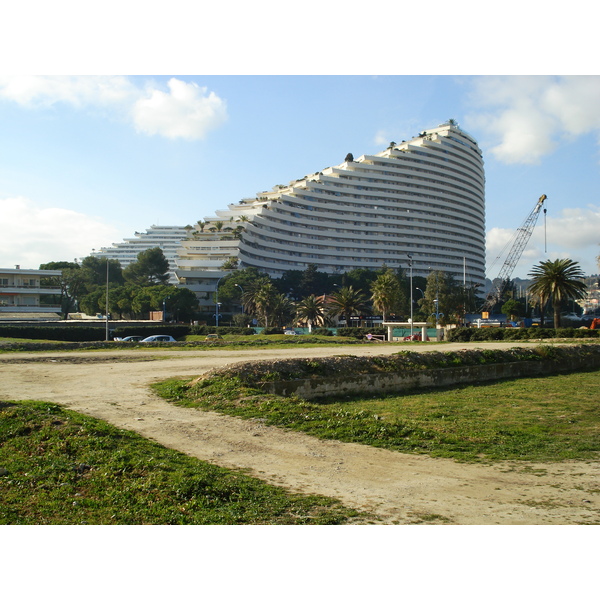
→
(403, 333, 422, 341)
(284, 330, 303, 335)
(116, 335, 145, 342)
(140, 335, 177, 343)
(204, 334, 222, 341)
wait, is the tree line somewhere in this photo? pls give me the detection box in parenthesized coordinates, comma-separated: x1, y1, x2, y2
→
(40, 248, 590, 329)
(40, 248, 199, 321)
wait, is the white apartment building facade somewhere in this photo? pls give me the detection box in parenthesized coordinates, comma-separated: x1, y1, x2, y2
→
(176, 122, 486, 304)
(0, 266, 62, 320)
(90, 225, 189, 284)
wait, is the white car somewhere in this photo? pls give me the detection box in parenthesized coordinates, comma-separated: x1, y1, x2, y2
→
(114, 335, 145, 342)
(140, 335, 177, 343)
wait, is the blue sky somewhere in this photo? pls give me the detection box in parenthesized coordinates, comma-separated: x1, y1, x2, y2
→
(1, 10, 599, 280)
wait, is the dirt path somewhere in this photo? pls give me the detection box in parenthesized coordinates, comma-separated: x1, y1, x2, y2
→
(1, 343, 598, 524)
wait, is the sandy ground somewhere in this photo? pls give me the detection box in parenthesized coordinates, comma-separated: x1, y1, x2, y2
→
(1, 342, 598, 525)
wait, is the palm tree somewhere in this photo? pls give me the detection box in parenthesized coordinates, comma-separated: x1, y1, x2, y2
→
(528, 258, 587, 328)
(295, 294, 327, 332)
(327, 286, 369, 327)
(370, 269, 402, 321)
(271, 293, 294, 327)
(242, 277, 276, 328)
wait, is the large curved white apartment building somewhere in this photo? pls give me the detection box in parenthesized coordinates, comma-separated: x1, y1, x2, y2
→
(177, 122, 485, 302)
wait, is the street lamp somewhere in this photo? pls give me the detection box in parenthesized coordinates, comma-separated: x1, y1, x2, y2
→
(407, 254, 413, 339)
(105, 259, 109, 341)
(163, 296, 170, 322)
(433, 294, 444, 330)
(214, 275, 228, 329)
(234, 284, 244, 314)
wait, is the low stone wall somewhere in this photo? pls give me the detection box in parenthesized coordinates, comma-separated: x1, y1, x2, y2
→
(256, 352, 600, 399)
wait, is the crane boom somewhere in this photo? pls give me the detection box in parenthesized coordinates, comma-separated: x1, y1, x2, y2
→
(482, 194, 547, 312)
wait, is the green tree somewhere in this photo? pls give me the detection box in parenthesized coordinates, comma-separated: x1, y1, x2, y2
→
(370, 268, 403, 321)
(123, 248, 170, 286)
(80, 256, 124, 287)
(221, 257, 239, 271)
(501, 298, 526, 322)
(242, 276, 277, 328)
(271, 293, 295, 327)
(341, 268, 378, 294)
(298, 264, 330, 299)
(527, 258, 588, 328)
(216, 267, 264, 310)
(295, 294, 328, 332)
(39, 261, 85, 318)
(420, 270, 458, 326)
(327, 286, 370, 327)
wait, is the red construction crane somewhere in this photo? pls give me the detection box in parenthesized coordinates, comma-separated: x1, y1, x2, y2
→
(482, 194, 547, 312)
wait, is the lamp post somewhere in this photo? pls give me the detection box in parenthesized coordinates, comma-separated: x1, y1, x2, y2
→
(105, 259, 109, 341)
(163, 296, 170, 322)
(407, 254, 413, 339)
(214, 275, 227, 329)
(234, 284, 244, 314)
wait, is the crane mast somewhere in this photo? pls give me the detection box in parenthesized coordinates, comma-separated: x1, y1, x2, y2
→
(482, 194, 547, 312)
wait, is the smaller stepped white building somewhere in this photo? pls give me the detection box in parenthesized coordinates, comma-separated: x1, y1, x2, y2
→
(90, 225, 189, 284)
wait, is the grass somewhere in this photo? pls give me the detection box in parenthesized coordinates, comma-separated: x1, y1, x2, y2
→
(154, 369, 600, 463)
(0, 400, 362, 525)
(0, 334, 376, 353)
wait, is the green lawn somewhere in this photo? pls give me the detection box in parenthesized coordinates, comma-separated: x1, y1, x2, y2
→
(0, 400, 362, 525)
(155, 369, 600, 463)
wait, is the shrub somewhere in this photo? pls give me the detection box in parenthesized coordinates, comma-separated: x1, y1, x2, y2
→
(262, 327, 284, 335)
(312, 328, 334, 336)
(0, 325, 107, 342)
(446, 326, 600, 343)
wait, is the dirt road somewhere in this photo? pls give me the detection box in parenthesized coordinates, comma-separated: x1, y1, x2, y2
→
(1, 342, 598, 524)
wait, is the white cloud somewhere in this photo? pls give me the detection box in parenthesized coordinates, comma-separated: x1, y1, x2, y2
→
(0, 196, 119, 269)
(0, 75, 136, 108)
(486, 205, 600, 278)
(0, 75, 228, 141)
(466, 76, 600, 164)
(132, 78, 228, 140)
(373, 130, 389, 146)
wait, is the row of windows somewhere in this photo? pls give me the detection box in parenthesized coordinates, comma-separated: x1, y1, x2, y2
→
(239, 247, 482, 278)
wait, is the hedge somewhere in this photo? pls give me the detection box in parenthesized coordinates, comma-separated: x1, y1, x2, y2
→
(0, 324, 191, 342)
(446, 327, 600, 343)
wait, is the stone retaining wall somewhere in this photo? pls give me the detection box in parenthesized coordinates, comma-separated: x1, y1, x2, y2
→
(258, 354, 600, 399)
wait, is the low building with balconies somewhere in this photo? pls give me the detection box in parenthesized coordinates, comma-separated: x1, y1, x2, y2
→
(0, 266, 63, 321)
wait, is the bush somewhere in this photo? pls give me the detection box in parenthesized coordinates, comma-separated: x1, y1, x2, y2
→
(261, 327, 284, 335)
(0, 325, 107, 342)
(446, 326, 600, 343)
(189, 325, 255, 336)
(312, 328, 334, 336)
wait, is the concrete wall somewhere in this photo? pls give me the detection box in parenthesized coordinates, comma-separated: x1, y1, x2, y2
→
(259, 354, 600, 400)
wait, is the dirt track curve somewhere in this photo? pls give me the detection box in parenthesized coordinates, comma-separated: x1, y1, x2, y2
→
(1, 342, 598, 524)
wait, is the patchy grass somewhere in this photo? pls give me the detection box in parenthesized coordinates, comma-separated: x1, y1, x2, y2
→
(0, 335, 373, 353)
(154, 368, 600, 463)
(0, 400, 362, 525)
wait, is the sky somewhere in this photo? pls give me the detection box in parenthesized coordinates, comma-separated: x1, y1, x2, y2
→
(1, 8, 599, 281)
